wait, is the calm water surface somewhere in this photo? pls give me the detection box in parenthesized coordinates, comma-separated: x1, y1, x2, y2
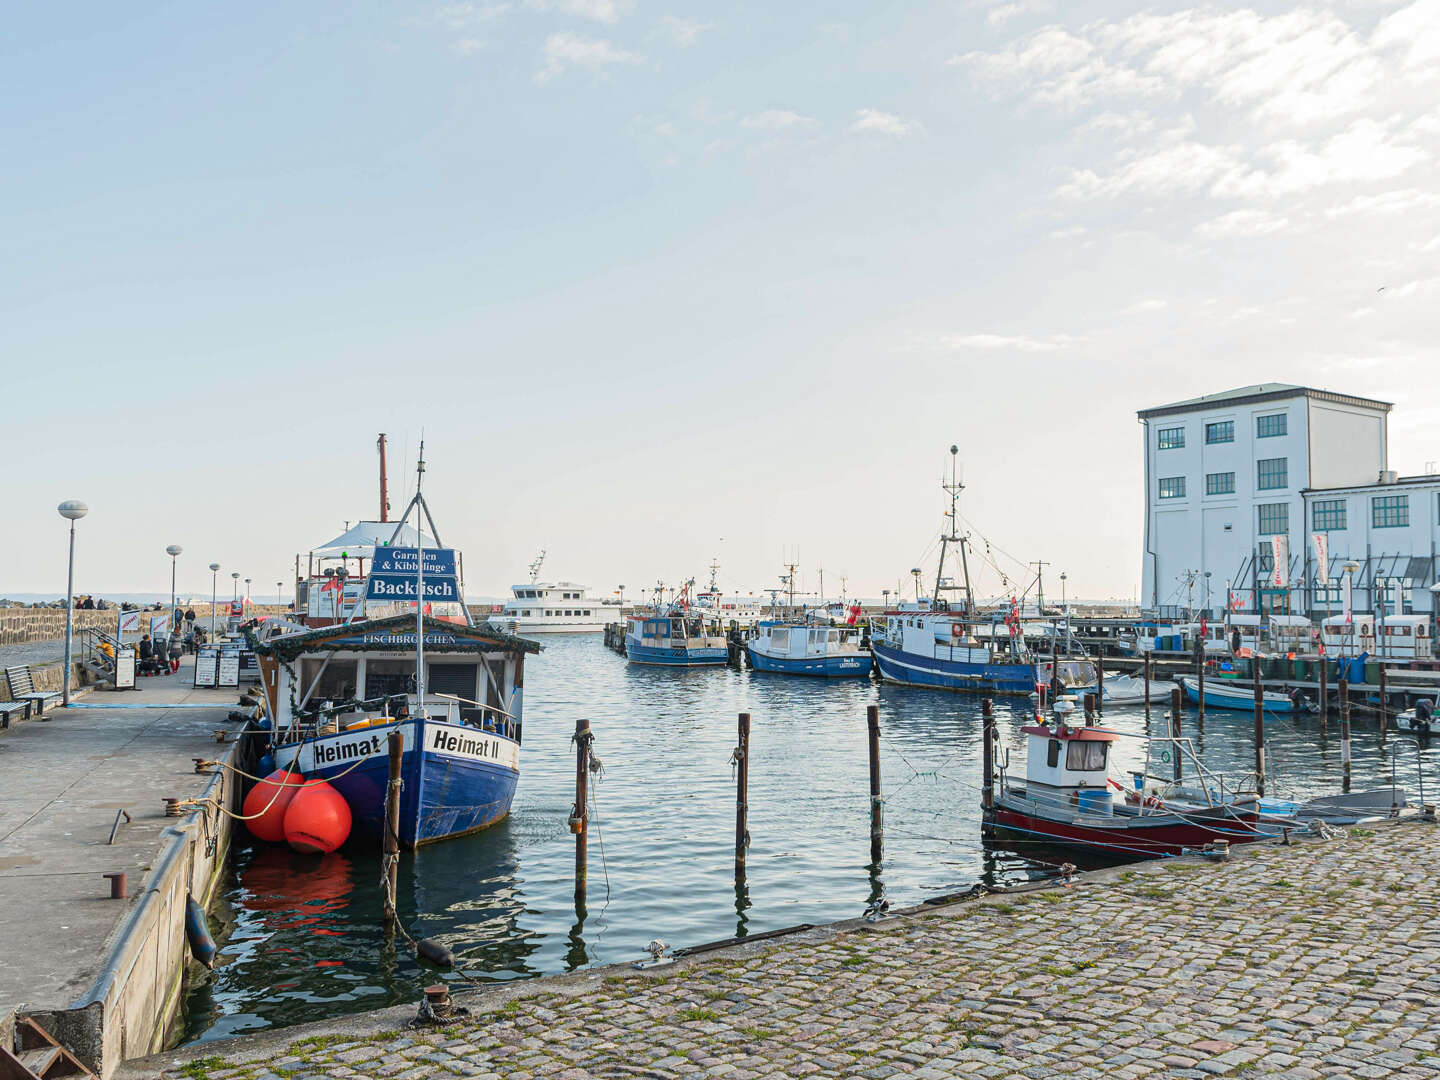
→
(181, 636, 1440, 1042)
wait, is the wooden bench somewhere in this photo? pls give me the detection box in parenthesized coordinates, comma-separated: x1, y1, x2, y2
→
(4, 665, 63, 717)
(1, 699, 31, 729)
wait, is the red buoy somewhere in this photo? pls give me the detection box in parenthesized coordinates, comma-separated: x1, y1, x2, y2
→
(242, 769, 306, 843)
(283, 780, 353, 854)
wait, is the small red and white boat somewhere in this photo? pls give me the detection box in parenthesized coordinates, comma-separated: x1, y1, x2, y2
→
(982, 702, 1263, 860)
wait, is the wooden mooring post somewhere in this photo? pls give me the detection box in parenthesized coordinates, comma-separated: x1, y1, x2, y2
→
(1319, 654, 1328, 733)
(1340, 678, 1352, 793)
(1253, 671, 1266, 798)
(1169, 686, 1183, 783)
(981, 699, 995, 812)
(1194, 641, 1205, 726)
(1378, 665, 1388, 749)
(573, 717, 591, 894)
(735, 712, 750, 872)
(1143, 653, 1152, 722)
(382, 730, 403, 933)
(867, 704, 883, 866)
(1095, 654, 1104, 716)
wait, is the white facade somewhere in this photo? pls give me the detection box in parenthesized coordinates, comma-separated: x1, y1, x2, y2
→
(1138, 384, 1438, 621)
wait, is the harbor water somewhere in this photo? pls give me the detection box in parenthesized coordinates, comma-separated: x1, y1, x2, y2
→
(181, 636, 1440, 1043)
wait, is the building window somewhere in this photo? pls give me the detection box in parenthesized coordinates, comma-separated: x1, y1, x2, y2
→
(1256, 413, 1287, 438)
(1257, 503, 1288, 536)
(1158, 476, 1186, 499)
(1257, 457, 1287, 490)
(1372, 495, 1409, 528)
(1157, 427, 1185, 449)
(1205, 471, 1235, 495)
(1312, 499, 1346, 532)
(1205, 421, 1234, 444)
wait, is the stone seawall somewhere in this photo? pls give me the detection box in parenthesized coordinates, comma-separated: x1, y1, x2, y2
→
(0, 605, 289, 647)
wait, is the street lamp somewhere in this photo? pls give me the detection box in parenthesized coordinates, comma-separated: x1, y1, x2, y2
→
(166, 545, 183, 626)
(276, 580, 284, 607)
(244, 577, 252, 607)
(230, 571, 240, 604)
(1060, 572, 1067, 612)
(209, 563, 221, 635)
(58, 500, 88, 706)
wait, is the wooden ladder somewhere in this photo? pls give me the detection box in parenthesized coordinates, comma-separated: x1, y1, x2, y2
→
(0, 1019, 94, 1080)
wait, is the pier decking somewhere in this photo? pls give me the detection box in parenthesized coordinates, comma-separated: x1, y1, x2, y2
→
(138, 818, 1440, 1080)
(1, 660, 248, 1074)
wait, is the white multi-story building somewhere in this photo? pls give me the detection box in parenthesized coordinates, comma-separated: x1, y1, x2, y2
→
(1139, 383, 1440, 620)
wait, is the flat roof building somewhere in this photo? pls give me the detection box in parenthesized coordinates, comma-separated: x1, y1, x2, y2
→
(1138, 383, 1439, 620)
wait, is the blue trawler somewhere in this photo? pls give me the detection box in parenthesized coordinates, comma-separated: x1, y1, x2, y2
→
(624, 581, 730, 666)
(254, 444, 541, 848)
(747, 620, 872, 677)
(871, 447, 1094, 696)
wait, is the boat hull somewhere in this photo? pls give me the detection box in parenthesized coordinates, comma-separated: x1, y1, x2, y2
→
(273, 717, 519, 849)
(747, 646, 872, 677)
(625, 640, 729, 666)
(987, 797, 1261, 859)
(1180, 677, 1304, 713)
(872, 641, 1035, 694)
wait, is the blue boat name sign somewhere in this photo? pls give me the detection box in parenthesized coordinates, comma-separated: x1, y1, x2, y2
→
(370, 547, 457, 576)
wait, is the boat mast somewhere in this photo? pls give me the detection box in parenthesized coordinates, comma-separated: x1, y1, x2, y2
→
(414, 442, 426, 715)
(529, 550, 546, 585)
(378, 433, 390, 522)
(935, 445, 975, 615)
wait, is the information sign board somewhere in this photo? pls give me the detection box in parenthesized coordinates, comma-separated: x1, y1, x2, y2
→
(217, 651, 240, 687)
(194, 649, 218, 687)
(114, 649, 135, 690)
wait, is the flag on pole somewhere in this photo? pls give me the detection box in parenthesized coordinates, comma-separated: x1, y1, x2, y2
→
(1270, 535, 1290, 588)
(1311, 533, 1330, 586)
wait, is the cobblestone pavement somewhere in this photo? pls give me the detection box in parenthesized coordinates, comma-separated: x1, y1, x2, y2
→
(153, 821, 1440, 1080)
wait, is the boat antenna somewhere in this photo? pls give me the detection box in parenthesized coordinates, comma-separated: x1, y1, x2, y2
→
(936, 445, 975, 615)
(708, 558, 720, 595)
(378, 433, 390, 522)
(529, 550, 546, 585)
(413, 440, 427, 716)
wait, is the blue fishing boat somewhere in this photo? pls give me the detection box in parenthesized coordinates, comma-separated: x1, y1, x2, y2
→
(624, 582, 729, 666)
(254, 443, 542, 848)
(747, 622, 872, 677)
(872, 447, 1094, 696)
(1179, 676, 1313, 714)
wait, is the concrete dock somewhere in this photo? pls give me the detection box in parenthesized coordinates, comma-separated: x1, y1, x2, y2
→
(1, 659, 249, 1074)
(129, 818, 1440, 1080)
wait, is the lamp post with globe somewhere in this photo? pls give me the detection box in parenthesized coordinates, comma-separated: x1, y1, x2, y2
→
(209, 564, 221, 635)
(58, 500, 88, 706)
(166, 545, 183, 620)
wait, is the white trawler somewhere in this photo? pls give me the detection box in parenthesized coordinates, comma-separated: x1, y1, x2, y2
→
(500, 552, 618, 634)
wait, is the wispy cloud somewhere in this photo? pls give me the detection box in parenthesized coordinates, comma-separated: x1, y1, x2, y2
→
(524, 0, 632, 24)
(657, 15, 712, 47)
(934, 332, 1085, 352)
(1123, 299, 1168, 314)
(535, 32, 641, 84)
(851, 109, 919, 137)
(1196, 209, 1292, 237)
(740, 109, 816, 132)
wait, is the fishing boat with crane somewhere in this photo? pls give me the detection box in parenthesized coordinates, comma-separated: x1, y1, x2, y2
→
(624, 579, 731, 665)
(253, 442, 541, 848)
(871, 447, 1094, 695)
(746, 560, 872, 676)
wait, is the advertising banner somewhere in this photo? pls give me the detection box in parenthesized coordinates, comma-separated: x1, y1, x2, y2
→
(365, 547, 461, 603)
(1311, 533, 1330, 586)
(1270, 535, 1289, 588)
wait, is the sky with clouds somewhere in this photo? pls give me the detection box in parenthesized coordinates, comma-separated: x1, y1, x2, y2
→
(3, 1, 1437, 604)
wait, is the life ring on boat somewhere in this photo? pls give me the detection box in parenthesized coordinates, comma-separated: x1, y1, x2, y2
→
(951, 623, 962, 638)
(1143, 795, 1165, 809)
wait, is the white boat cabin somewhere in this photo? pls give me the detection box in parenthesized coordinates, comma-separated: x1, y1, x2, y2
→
(1374, 614, 1432, 659)
(877, 611, 999, 665)
(754, 623, 864, 660)
(502, 582, 613, 633)
(1021, 711, 1119, 799)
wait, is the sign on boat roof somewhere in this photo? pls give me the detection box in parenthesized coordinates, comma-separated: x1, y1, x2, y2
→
(253, 613, 542, 660)
(312, 520, 437, 557)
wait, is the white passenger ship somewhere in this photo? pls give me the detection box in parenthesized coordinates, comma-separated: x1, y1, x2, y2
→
(500, 553, 616, 634)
